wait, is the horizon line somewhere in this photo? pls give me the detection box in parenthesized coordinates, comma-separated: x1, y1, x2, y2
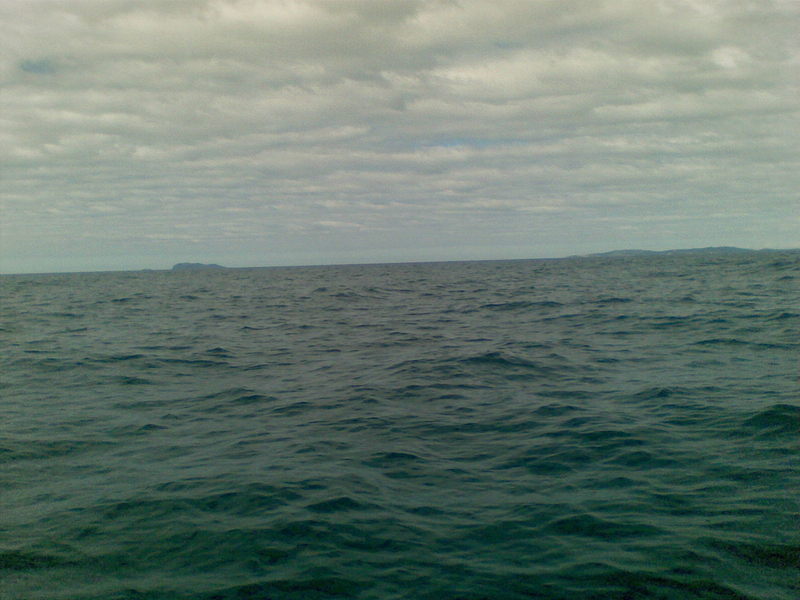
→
(2, 245, 799, 277)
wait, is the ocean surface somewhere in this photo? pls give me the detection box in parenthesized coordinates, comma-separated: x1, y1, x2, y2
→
(1, 252, 798, 600)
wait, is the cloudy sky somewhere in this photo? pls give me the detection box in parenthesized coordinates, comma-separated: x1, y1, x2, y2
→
(2, 0, 798, 273)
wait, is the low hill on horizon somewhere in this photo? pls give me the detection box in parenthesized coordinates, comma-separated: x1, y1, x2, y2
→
(581, 246, 799, 258)
(171, 262, 227, 271)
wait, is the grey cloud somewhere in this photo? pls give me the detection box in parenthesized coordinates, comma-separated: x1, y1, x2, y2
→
(1, 0, 798, 272)
(18, 58, 59, 74)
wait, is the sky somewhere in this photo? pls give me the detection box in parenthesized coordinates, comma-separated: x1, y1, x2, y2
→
(2, 0, 799, 273)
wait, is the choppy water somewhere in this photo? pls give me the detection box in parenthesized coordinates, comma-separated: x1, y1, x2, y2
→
(1, 252, 798, 600)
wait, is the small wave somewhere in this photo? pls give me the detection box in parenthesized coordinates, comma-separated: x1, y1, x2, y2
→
(738, 404, 800, 438)
(479, 300, 563, 311)
(533, 403, 584, 417)
(108, 423, 169, 436)
(458, 351, 555, 373)
(158, 357, 229, 367)
(561, 563, 762, 599)
(0, 439, 115, 463)
(204, 346, 233, 356)
(649, 316, 701, 329)
(710, 539, 800, 569)
(605, 449, 678, 468)
(305, 496, 368, 514)
(692, 338, 788, 350)
(630, 386, 689, 401)
(101, 353, 145, 362)
(765, 311, 799, 320)
(365, 451, 424, 467)
(15, 357, 88, 372)
(193, 387, 279, 411)
(113, 375, 153, 385)
(588, 297, 633, 304)
(543, 514, 664, 539)
(205, 576, 363, 600)
(766, 259, 798, 269)
(0, 550, 70, 570)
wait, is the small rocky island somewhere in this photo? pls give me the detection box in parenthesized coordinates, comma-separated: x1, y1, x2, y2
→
(171, 263, 227, 271)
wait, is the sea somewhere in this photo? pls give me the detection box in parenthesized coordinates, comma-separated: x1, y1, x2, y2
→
(1, 251, 798, 600)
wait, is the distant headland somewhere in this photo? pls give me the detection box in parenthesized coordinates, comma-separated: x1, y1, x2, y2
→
(157, 247, 798, 272)
(171, 263, 227, 271)
(578, 246, 799, 258)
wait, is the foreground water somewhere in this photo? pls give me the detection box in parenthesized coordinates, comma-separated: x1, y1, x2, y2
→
(1, 252, 798, 599)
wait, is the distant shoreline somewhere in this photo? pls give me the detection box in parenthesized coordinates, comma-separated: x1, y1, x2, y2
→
(2, 247, 798, 276)
(574, 246, 799, 258)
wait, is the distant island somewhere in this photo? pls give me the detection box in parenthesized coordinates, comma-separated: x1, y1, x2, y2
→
(171, 263, 227, 271)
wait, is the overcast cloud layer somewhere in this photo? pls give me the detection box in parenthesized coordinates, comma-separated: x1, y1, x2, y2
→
(2, 0, 798, 272)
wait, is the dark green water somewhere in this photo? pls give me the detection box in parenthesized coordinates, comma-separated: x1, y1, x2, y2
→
(1, 252, 798, 599)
